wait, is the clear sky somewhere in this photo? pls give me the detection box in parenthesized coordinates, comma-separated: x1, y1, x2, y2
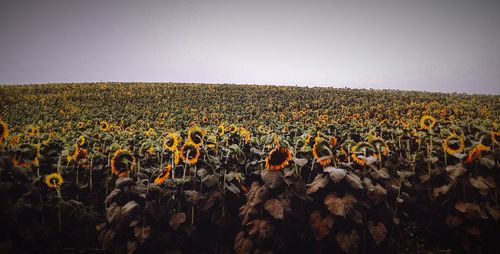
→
(1, 0, 499, 94)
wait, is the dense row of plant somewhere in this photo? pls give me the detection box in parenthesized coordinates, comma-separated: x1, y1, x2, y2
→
(0, 83, 499, 253)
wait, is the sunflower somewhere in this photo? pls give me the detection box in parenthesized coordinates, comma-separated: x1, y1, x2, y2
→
(144, 128, 155, 138)
(111, 149, 136, 177)
(173, 149, 180, 165)
(329, 136, 337, 147)
(492, 131, 499, 145)
(420, 115, 436, 130)
(45, 173, 64, 188)
(26, 125, 40, 137)
(351, 142, 374, 166)
(0, 120, 8, 144)
(202, 116, 209, 124)
(312, 139, 333, 166)
(188, 127, 205, 146)
(257, 124, 268, 134)
(154, 164, 172, 185)
(100, 121, 110, 131)
(77, 135, 85, 147)
(77, 121, 85, 129)
(179, 142, 200, 165)
(442, 135, 465, 155)
(369, 138, 390, 156)
(217, 124, 225, 136)
(67, 144, 80, 162)
(265, 147, 292, 171)
(229, 124, 238, 134)
(206, 134, 217, 149)
(8, 135, 20, 148)
(240, 129, 251, 144)
(163, 132, 179, 151)
(466, 143, 490, 164)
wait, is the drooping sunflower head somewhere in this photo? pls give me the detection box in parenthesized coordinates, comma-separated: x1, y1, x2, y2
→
(163, 132, 179, 151)
(100, 121, 110, 132)
(443, 134, 465, 155)
(351, 142, 375, 166)
(77, 135, 85, 147)
(179, 142, 200, 165)
(217, 124, 225, 136)
(491, 131, 499, 145)
(240, 129, 251, 144)
(111, 149, 136, 177)
(229, 124, 239, 134)
(45, 173, 64, 188)
(312, 139, 333, 166)
(188, 127, 205, 146)
(329, 136, 337, 147)
(368, 137, 390, 156)
(206, 134, 217, 149)
(265, 147, 292, 171)
(67, 144, 80, 162)
(0, 120, 8, 142)
(420, 115, 436, 130)
(154, 164, 172, 185)
(466, 143, 491, 164)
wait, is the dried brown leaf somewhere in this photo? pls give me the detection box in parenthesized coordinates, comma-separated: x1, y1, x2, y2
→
(264, 199, 284, 219)
(306, 174, 330, 194)
(169, 212, 186, 230)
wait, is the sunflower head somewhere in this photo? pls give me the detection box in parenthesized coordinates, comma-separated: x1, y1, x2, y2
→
(0, 120, 9, 142)
(312, 139, 332, 166)
(180, 142, 201, 165)
(217, 124, 225, 136)
(206, 134, 217, 149)
(67, 144, 80, 162)
(368, 137, 390, 156)
(443, 135, 465, 155)
(78, 135, 85, 147)
(265, 147, 292, 171)
(229, 124, 238, 134)
(111, 149, 136, 177)
(77, 122, 85, 129)
(100, 121, 110, 131)
(188, 127, 205, 146)
(351, 142, 375, 166)
(163, 132, 179, 151)
(45, 173, 64, 188)
(202, 116, 209, 124)
(154, 164, 172, 185)
(420, 115, 436, 130)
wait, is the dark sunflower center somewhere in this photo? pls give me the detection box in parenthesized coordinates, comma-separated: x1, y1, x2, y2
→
(269, 149, 288, 165)
(190, 132, 203, 144)
(447, 139, 461, 150)
(183, 146, 198, 160)
(115, 154, 133, 171)
(165, 138, 174, 147)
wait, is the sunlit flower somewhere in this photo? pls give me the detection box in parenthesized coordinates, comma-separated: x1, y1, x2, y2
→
(45, 173, 64, 188)
(163, 132, 179, 151)
(188, 127, 205, 147)
(179, 142, 200, 165)
(312, 139, 332, 166)
(111, 149, 136, 177)
(265, 147, 292, 170)
(0, 120, 8, 144)
(442, 135, 465, 155)
(420, 115, 436, 130)
(154, 164, 172, 185)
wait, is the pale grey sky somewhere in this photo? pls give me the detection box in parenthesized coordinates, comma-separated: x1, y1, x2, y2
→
(1, 0, 499, 94)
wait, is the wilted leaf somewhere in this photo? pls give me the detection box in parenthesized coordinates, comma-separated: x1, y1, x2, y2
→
(368, 221, 386, 245)
(336, 230, 359, 253)
(247, 219, 274, 240)
(479, 156, 495, 169)
(261, 170, 284, 189)
(264, 199, 284, 219)
(433, 184, 452, 197)
(121, 200, 139, 217)
(446, 215, 464, 227)
(470, 176, 490, 194)
(345, 172, 363, 189)
(324, 193, 356, 217)
(127, 240, 138, 254)
(292, 157, 308, 167)
(184, 190, 204, 204)
(169, 212, 186, 230)
(324, 166, 346, 183)
(202, 174, 219, 188)
(306, 174, 330, 194)
(445, 163, 465, 181)
(234, 231, 253, 254)
(133, 225, 151, 244)
(310, 210, 335, 241)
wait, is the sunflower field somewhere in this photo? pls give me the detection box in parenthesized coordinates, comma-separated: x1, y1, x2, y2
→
(0, 82, 499, 253)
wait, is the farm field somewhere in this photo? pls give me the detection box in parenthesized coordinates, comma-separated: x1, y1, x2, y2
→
(0, 82, 499, 253)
